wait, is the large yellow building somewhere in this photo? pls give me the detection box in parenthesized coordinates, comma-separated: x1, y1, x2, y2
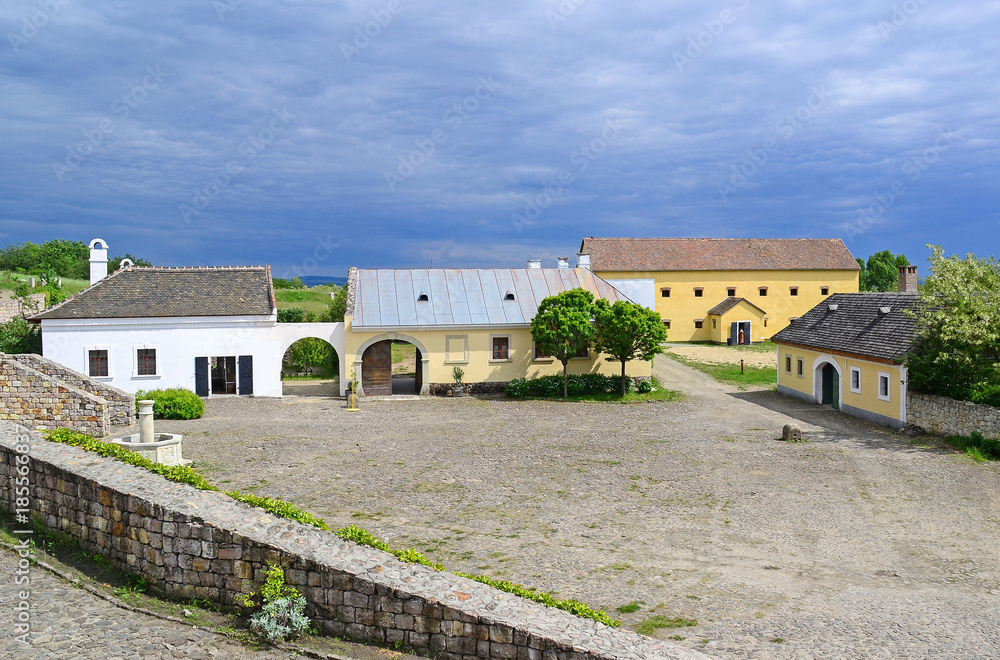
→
(579, 237, 860, 343)
(343, 265, 651, 396)
(771, 268, 920, 428)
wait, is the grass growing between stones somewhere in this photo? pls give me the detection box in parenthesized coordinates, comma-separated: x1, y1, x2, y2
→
(41, 428, 621, 627)
(634, 615, 699, 636)
(942, 431, 1000, 462)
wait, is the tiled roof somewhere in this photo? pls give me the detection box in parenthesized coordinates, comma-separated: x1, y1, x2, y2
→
(770, 292, 920, 362)
(30, 266, 275, 320)
(352, 268, 630, 328)
(706, 297, 767, 316)
(581, 237, 860, 272)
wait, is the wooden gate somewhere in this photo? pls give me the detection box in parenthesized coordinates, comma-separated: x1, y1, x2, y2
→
(362, 340, 392, 396)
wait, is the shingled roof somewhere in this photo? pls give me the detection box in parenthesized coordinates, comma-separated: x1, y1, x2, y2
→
(770, 292, 920, 363)
(30, 266, 276, 321)
(581, 237, 860, 272)
(706, 297, 767, 316)
(351, 268, 630, 328)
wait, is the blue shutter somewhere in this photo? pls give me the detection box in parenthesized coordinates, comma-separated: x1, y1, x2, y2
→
(195, 357, 209, 397)
(238, 355, 253, 396)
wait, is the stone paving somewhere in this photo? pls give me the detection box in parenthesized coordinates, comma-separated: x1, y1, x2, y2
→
(145, 355, 1000, 659)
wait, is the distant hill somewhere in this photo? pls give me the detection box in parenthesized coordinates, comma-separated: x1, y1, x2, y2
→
(298, 275, 347, 287)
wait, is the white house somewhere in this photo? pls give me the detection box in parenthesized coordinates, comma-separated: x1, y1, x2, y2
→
(29, 240, 345, 398)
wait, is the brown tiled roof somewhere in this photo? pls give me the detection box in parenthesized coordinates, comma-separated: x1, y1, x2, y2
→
(30, 266, 275, 321)
(706, 297, 767, 316)
(581, 237, 860, 272)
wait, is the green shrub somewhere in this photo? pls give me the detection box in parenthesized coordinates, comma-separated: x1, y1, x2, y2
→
(239, 564, 311, 643)
(504, 374, 632, 398)
(943, 431, 1000, 462)
(136, 388, 204, 420)
(227, 492, 330, 531)
(277, 307, 306, 323)
(971, 385, 1000, 408)
(637, 379, 653, 394)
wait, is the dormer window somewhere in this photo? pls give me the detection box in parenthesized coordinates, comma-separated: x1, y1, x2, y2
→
(417, 292, 429, 302)
(504, 291, 515, 301)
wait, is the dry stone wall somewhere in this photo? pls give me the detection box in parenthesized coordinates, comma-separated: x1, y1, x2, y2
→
(907, 391, 1000, 439)
(12, 353, 134, 426)
(0, 423, 709, 660)
(0, 354, 111, 436)
(0, 294, 46, 322)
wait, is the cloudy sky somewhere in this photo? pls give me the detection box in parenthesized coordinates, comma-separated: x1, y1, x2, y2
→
(2, 0, 998, 278)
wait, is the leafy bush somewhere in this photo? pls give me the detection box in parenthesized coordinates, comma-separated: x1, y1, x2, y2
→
(272, 277, 307, 289)
(971, 385, 1000, 408)
(0, 317, 41, 354)
(239, 564, 311, 643)
(228, 492, 330, 531)
(637, 379, 653, 394)
(505, 374, 632, 398)
(943, 431, 1000, 462)
(136, 388, 205, 420)
(277, 307, 306, 323)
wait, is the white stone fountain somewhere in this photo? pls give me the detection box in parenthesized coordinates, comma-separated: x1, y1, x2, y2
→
(111, 400, 191, 466)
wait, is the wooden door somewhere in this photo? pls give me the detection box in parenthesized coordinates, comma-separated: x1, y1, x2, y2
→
(362, 341, 392, 396)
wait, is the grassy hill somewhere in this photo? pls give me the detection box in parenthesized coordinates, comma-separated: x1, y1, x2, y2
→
(274, 288, 336, 316)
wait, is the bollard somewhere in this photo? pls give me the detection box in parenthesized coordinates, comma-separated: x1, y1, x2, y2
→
(138, 400, 155, 443)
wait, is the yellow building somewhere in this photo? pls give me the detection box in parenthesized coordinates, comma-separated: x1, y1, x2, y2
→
(578, 237, 860, 342)
(343, 265, 651, 396)
(771, 269, 920, 428)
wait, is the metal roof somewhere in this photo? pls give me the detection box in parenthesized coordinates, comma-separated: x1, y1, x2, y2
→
(352, 268, 631, 328)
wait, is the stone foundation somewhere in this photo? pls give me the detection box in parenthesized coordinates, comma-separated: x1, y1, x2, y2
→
(0, 354, 110, 436)
(12, 353, 135, 426)
(907, 391, 1000, 438)
(0, 423, 708, 660)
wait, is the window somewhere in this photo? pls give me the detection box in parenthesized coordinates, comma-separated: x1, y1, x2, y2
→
(663, 320, 671, 330)
(789, 286, 799, 296)
(574, 345, 590, 359)
(694, 319, 704, 329)
(446, 335, 469, 363)
(136, 348, 157, 376)
(491, 336, 510, 361)
(660, 288, 671, 298)
(796, 358, 803, 377)
(878, 372, 891, 401)
(759, 287, 768, 296)
(694, 288, 704, 297)
(533, 343, 552, 360)
(764, 318, 768, 328)
(785, 356, 792, 373)
(727, 287, 736, 297)
(712, 318, 717, 329)
(821, 286, 829, 296)
(88, 349, 109, 377)
(850, 367, 862, 394)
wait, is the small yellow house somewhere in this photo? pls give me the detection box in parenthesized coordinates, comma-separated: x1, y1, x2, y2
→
(579, 237, 860, 342)
(771, 269, 920, 428)
(343, 265, 650, 396)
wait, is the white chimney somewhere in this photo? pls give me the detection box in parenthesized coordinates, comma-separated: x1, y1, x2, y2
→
(576, 252, 591, 270)
(527, 259, 542, 269)
(557, 256, 570, 269)
(89, 238, 109, 285)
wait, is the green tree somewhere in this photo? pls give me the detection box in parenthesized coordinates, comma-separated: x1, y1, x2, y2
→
(0, 241, 42, 273)
(593, 299, 667, 396)
(284, 338, 337, 375)
(530, 288, 596, 399)
(277, 307, 306, 323)
(109, 253, 153, 271)
(321, 286, 347, 322)
(857, 250, 910, 292)
(272, 277, 307, 289)
(0, 317, 41, 354)
(905, 245, 1000, 402)
(39, 239, 89, 279)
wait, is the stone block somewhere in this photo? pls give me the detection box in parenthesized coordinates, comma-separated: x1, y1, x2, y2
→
(781, 424, 803, 442)
(344, 591, 369, 608)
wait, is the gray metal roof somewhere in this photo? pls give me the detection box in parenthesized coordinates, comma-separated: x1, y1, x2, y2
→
(351, 268, 631, 328)
(771, 292, 920, 362)
(30, 266, 276, 321)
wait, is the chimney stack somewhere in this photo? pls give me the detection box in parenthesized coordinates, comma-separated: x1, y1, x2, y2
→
(557, 256, 569, 269)
(89, 238, 109, 285)
(527, 259, 542, 269)
(576, 252, 591, 270)
(898, 265, 918, 294)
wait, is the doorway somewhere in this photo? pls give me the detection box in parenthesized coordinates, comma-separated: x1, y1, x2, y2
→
(361, 339, 423, 396)
(211, 356, 237, 395)
(821, 363, 840, 409)
(729, 321, 752, 345)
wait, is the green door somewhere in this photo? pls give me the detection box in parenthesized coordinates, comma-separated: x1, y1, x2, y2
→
(831, 368, 840, 409)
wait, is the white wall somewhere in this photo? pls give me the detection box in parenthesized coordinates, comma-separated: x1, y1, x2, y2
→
(604, 278, 656, 310)
(40, 317, 345, 398)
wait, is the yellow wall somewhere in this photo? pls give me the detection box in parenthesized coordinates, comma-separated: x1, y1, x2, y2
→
(708, 301, 768, 344)
(595, 269, 859, 342)
(775, 344, 905, 425)
(344, 319, 651, 388)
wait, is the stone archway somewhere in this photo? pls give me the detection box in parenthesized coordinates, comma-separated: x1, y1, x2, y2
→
(812, 355, 843, 409)
(354, 333, 430, 396)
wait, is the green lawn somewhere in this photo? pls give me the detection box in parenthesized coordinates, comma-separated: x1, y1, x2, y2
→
(0, 272, 90, 296)
(274, 289, 335, 316)
(668, 340, 777, 354)
(667, 353, 776, 389)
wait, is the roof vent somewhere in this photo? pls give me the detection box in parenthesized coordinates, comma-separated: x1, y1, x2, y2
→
(879, 306, 891, 315)
(527, 259, 542, 269)
(557, 256, 570, 269)
(828, 304, 838, 311)
(417, 292, 429, 302)
(576, 252, 591, 270)
(120, 258, 134, 269)
(504, 291, 515, 301)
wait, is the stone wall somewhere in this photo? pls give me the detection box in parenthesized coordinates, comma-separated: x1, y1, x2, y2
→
(0, 423, 707, 660)
(907, 391, 1000, 439)
(0, 293, 46, 322)
(0, 354, 111, 436)
(12, 353, 134, 426)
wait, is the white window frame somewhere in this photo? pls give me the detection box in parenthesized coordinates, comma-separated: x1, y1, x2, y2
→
(445, 335, 469, 364)
(850, 366, 862, 394)
(133, 344, 161, 378)
(84, 345, 113, 379)
(878, 372, 891, 401)
(489, 334, 513, 363)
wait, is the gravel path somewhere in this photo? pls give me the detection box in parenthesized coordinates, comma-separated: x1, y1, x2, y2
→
(136, 356, 1000, 659)
(662, 344, 776, 369)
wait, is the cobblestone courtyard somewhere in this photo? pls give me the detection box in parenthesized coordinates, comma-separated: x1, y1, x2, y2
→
(151, 358, 1000, 659)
